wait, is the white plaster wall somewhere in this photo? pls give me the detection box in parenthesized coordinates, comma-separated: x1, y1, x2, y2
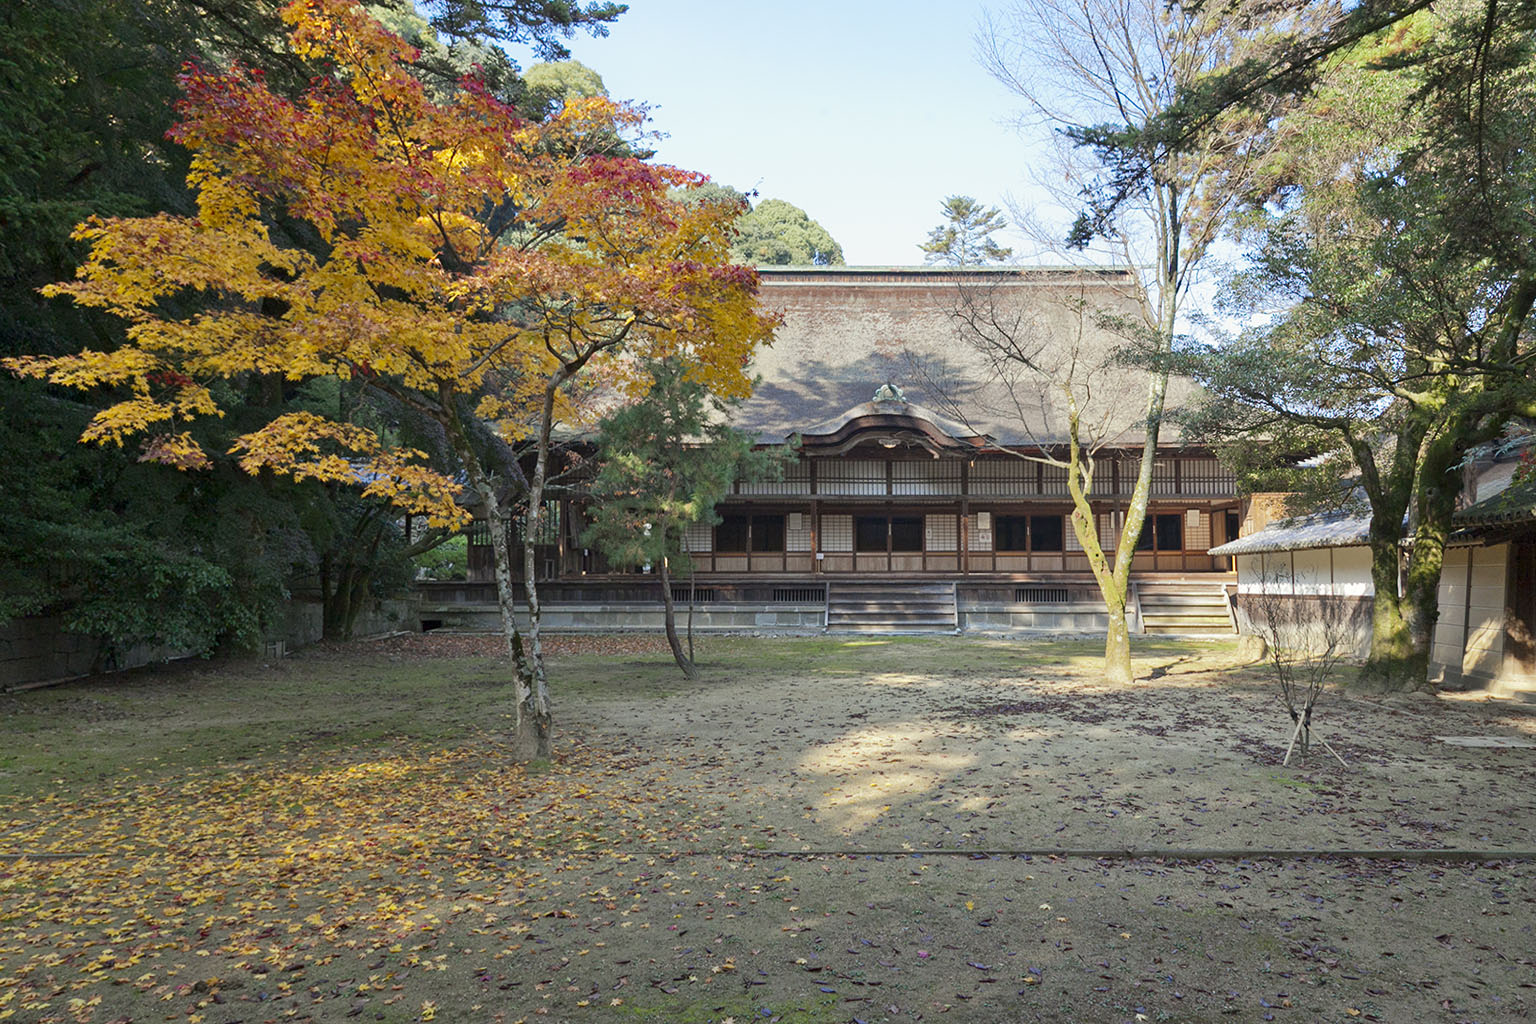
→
(1234, 546, 1374, 597)
(1431, 547, 1470, 685)
(1465, 544, 1509, 680)
(1329, 547, 1375, 596)
(1232, 546, 1375, 658)
(1290, 550, 1333, 596)
(1431, 544, 1511, 685)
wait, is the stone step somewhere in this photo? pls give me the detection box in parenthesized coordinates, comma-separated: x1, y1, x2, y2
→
(828, 605, 956, 618)
(1139, 594, 1230, 608)
(829, 624, 957, 633)
(826, 582, 957, 633)
(1138, 581, 1233, 635)
(1137, 585, 1231, 594)
(828, 615, 956, 627)
(830, 600, 956, 613)
(1141, 609, 1232, 622)
(1146, 617, 1231, 627)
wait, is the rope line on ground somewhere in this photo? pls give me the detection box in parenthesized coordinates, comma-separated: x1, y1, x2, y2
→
(3, 846, 1534, 864)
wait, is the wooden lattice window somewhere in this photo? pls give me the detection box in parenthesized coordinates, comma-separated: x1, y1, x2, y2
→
(817, 459, 886, 496)
(925, 513, 958, 552)
(968, 512, 993, 551)
(684, 522, 712, 553)
(785, 512, 813, 553)
(740, 461, 812, 495)
(1178, 458, 1236, 497)
(1184, 508, 1212, 550)
(1040, 464, 1068, 496)
(970, 458, 1036, 497)
(892, 460, 961, 495)
(820, 514, 854, 552)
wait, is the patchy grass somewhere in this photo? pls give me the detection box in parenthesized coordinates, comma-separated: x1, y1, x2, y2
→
(0, 653, 515, 798)
(1, 633, 1534, 1024)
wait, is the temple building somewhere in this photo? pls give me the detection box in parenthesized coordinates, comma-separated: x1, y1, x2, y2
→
(435, 266, 1242, 633)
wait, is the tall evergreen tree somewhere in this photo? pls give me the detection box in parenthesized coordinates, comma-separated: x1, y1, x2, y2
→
(1174, 2, 1536, 690)
(731, 198, 845, 266)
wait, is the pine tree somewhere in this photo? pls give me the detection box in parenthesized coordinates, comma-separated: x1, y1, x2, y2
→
(919, 195, 1013, 265)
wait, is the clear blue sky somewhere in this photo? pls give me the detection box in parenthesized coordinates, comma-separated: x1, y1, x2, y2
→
(541, 0, 1059, 266)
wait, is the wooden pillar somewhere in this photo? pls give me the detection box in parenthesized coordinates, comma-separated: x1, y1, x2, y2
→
(960, 460, 970, 575)
(811, 500, 821, 575)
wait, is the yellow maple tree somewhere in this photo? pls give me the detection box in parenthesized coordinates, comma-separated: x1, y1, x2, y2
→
(7, 0, 778, 757)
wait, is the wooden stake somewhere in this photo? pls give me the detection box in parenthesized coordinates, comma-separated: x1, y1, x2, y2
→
(1283, 716, 1305, 766)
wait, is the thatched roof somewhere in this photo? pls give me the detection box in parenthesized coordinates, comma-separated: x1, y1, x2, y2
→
(737, 266, 1201, 448)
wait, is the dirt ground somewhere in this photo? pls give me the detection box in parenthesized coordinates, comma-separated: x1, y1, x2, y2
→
(2, 634, 1535, 1024)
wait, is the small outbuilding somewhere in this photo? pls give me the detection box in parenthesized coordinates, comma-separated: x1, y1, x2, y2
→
(1211, 469, 1536, 697)
(1208, 509, 1376, 658)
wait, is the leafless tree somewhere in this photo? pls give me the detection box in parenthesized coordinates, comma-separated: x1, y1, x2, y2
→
(957, 0, 1311, 683)
(907, 277, 1156, 662)
(1243, 563, 1353, 766)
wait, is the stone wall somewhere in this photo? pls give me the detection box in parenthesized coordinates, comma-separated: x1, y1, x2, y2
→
(0, 616, 180, 689)
(420, 601, 825, 633)
(1, 594, 418, 690)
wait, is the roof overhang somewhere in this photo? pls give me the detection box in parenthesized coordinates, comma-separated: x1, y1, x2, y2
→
(793, 397, 991, 457)
(1453, 477, 1536, 529)
(1209, 513, 1376, 556)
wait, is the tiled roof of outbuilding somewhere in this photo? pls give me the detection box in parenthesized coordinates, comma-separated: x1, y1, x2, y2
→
(1453, 476, 1536, 527)
(1208, 511, 1376, 556)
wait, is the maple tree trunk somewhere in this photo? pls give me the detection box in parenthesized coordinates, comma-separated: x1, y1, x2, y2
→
(486, 499, 543, 753)
(451, 431, 541, 758)
(658, 555, 696, 678)
(522, 386, 560, 761)
(519, 525, 553, 760)
(439, 387, 543, 757)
